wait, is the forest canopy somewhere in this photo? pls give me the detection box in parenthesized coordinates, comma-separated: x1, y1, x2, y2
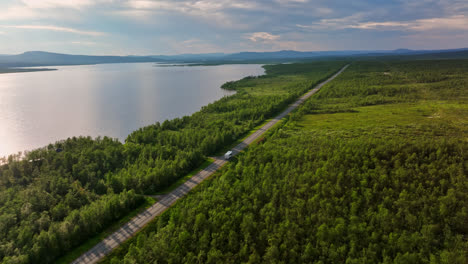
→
(103, 59, 468, 264)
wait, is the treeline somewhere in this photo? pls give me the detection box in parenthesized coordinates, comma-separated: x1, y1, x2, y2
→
(3, 191, 142, 264)
(103, 59, 468, 263)
(0, 61, 347, 263)
(0, 137, 143, 263)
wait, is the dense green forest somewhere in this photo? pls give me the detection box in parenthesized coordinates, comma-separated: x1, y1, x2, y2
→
(103, 59, 468, 264)
(0, 61, 345, 263)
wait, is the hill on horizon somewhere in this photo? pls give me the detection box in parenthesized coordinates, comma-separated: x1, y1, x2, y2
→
(1, 48, 467, 68)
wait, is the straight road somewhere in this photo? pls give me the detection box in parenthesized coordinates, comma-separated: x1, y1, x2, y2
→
(71, 64, 349, 264)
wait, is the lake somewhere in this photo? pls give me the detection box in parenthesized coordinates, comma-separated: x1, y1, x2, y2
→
(0, 63, 264, 157)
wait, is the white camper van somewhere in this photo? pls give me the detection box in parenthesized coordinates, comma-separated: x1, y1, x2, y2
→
(224, 151, 233, 160)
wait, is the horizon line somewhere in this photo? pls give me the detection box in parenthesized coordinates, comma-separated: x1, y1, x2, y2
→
(2, 47, 468, 57)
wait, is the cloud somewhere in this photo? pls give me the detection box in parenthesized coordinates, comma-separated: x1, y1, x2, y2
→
(275, 0, 308, 4)
(400, 31, 468, 50)
(20, 0, 114, 9)
(125, 0, 180, 10)
(402, 32, 468, 40)
(269, 40, 317, 51)
(70, 41, 99, 46)
(349, 21, 410, 30)
(0, 1, 111, 21)
(0, 0, 118, 21)
(2, 25, 106, 36)
(315, 7, 333, 15)
(398, 0, 468, 16)
(245, 32, 280, 42)
(120, 0, 258, 29)
(126, 0, 258, 12)
(408, 15, 468, 31)
(351, 15, 468, 31)
(240, 32, 324, 52)
(298, 14, 468, 31)
(0, 5, 38, 20)
(0, 0, 466, 54)
(171, 38, 223, 53)
(297, 13, 365, 30)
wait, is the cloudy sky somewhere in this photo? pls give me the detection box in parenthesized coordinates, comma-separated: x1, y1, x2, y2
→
(0, 0, 467, 55)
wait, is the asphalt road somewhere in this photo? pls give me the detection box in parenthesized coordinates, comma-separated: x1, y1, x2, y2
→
(71, 64, 349, 264)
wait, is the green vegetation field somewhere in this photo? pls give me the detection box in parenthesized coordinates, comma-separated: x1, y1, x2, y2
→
(0, 61, 346, 263)
(102, 59, 467, 264)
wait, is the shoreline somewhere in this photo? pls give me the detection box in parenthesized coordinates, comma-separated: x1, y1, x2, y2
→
(0, 68, 57, 74)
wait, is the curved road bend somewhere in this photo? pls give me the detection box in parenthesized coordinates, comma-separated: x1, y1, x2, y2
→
(71, 64, 349, 264)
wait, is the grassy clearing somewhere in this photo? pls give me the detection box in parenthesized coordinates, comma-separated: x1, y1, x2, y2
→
(296, 101, 467, 140)
(289, 59, 468, 142)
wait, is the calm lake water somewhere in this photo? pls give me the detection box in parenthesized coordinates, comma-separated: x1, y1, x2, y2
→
(0, 63, 264, 157)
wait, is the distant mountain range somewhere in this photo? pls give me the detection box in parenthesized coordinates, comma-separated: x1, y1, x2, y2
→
(1, 48, 467, 68)
(151, 48, 468, 61)
(0, 51, 162, 67)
